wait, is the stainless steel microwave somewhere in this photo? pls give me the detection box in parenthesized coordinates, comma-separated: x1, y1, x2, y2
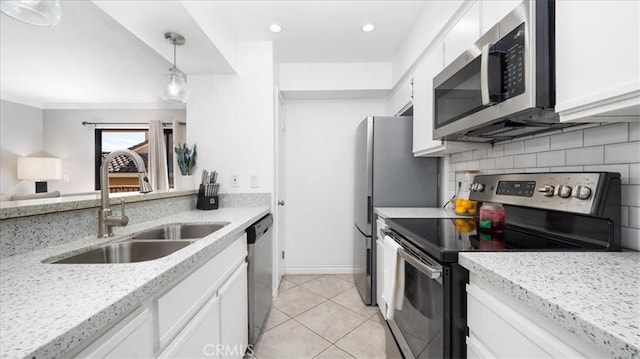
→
(433, 0, 576, 142)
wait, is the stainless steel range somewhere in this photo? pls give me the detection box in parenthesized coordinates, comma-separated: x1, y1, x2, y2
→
(382, 172, 621, 358)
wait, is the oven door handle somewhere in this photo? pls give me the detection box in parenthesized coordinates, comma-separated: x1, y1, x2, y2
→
(397, 248, 442, 279)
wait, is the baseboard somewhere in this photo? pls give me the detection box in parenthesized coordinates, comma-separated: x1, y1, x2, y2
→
(285, 265, 358, 275)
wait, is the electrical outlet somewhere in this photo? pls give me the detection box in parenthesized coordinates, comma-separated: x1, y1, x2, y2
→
(231, 174, 239, 188)
(250, 175, 259, 188)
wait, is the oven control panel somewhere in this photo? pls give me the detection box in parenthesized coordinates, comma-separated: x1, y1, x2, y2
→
(468, 173, 616, 215)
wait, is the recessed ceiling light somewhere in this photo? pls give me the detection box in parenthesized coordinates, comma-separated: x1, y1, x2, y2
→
(269, 24, 282, 33)
(362, 23, 375, 32)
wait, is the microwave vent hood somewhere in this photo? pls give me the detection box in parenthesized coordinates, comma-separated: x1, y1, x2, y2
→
(444, 108, 585, 143)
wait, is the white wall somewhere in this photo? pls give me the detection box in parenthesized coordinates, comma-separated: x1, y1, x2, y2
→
(283, 99, 386, 273)
(0, 100, 44, 196)
(187, 41, 275, 195)
(279, 63, 392, 92)
(443, 122, 640, 251)
(42, 109, 185, 194)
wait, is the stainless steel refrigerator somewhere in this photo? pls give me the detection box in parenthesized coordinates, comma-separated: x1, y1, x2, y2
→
(354, 116, 438, 305)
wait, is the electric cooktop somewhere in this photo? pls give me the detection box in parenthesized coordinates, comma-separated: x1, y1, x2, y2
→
(385, 217, 608, 263)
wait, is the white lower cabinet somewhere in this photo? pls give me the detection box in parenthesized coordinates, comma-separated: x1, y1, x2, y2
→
(159, 294, 222, 359)
(75, 307, 154, 358)
(219, 263, 249, 359)
(466, 274, 609, 358)
(73, 233, 249, 359)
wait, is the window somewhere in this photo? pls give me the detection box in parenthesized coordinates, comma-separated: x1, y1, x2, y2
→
(94, 129, 173, 192)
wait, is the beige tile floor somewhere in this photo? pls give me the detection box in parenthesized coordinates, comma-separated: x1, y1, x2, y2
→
(252, 274, 387, 359)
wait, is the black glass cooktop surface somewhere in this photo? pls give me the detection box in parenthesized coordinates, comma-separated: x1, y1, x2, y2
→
(384, 217, 606, 263)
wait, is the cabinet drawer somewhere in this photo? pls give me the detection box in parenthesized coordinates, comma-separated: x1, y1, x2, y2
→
(467, 283, 583, 358)
(76, 307, 153, 358)
(158, 234, 247, 348)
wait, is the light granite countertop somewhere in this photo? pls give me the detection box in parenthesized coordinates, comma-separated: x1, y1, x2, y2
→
(0, 207, 269, 359)
(0, 189, 198, 219)
(459, 252, 640, 359)
(374, 207, 464, 219)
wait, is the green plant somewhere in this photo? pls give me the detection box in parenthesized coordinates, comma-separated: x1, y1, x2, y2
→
(174, 143, 197, 175)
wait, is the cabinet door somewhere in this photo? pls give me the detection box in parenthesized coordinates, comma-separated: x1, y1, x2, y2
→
(555, 0, 640, 121)
(413, 43, 445, 155)
(159, 294, 222, 359)
(395, 76, 414, 115)
(480, 0, 522, 34)
(76, 307, 153, 358)
(443, 1, 480, 67)
(219, 263, 249, 359)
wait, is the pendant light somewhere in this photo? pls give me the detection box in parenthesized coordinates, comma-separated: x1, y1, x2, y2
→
(161, 32, 189, 104)
(0, 0, 61, 26)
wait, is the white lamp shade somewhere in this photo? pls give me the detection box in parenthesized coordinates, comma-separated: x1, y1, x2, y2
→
(17, 157, 62, 180)
(0, 0, 62, 27)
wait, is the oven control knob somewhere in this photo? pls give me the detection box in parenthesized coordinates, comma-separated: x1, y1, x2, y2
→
(537, 184, 554, 197)
(558, 185, 572, 198)
(476, 183, 485, 192)
(573, 185, 592, 200)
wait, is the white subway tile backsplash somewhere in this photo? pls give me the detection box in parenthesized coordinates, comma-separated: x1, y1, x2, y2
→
(550, 166, 584, 172)
(621, 227, 640, 251)
(584, 123, 628, 146)
(621, 206, 629, 227)
(537, 150, 565, 167)
(455, 162, 468, 171)
(504, 141, 525, 156)
(605, 142, 640, 164)
(630, 164, 640, 184)
(473, 149, 488, 160)
(630, 122, 640, 141)
(565, 123, 601, 132)
(488, 144, 504, 157)
(525, 137, 550, 153)
(485, 169, 505, 174)
(629, 207, 640, 229)
(621, 185, 640, 207)
(583, 164, 629, 184)
(467, 160, 480, 170)
(536, 129, 562, 137)
(514, 153, 536, 168)
(480, 158, 496, 170)
(550, 130, 583, 150)
(461, 151, 473, 161)
(526, 167, 549, 172)
(566, 146, 604, 165)
(495, 156, 514, 169)
(510, 168, 525, 173)
(450, 153, 462, 163)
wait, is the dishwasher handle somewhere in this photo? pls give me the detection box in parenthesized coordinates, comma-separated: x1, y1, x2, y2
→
(247, 213, 273, 244)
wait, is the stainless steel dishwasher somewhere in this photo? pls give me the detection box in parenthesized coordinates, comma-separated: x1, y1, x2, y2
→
(246, 213, 273, 346)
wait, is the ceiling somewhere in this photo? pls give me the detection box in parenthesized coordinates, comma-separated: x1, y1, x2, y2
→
(0, 0, 428, 107)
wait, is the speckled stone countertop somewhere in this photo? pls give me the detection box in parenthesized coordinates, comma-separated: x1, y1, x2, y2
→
(0, 189, 198, 219)
(459, 252, 640, 359)
(0, 207, 269, 359)
(374, 207, 464, 218)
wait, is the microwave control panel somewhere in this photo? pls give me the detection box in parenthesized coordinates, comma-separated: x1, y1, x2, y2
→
(497, 22, 526, 100)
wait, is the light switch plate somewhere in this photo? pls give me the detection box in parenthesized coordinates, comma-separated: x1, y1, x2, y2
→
(250, 175, 259, 188)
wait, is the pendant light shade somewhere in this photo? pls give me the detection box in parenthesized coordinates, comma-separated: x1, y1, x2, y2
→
(0, 0, 61, 27)
(161, 32, 189, 104)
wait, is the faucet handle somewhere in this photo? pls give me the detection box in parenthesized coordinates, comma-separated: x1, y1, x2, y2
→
(119, 199, 129, 226)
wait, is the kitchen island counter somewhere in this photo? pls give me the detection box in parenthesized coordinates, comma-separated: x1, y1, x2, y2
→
(459, 252, 640, 359)
(0, 207, 269, 359)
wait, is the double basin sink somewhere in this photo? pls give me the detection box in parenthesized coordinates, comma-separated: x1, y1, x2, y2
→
(50, 223, 228, 264)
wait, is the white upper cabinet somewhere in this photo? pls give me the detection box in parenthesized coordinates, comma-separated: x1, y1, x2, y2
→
(480, 0, 523, 34)
(555, 0, 640, 122)
(443, 1, 481, 67)
(413, 44, 445, 155)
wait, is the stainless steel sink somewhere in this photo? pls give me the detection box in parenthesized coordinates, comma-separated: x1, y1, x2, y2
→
(50, 241, 192, 264)
(132, 223, 228, 240)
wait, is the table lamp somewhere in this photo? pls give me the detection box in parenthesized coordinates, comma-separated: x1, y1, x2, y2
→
(17, 157, 62, 193)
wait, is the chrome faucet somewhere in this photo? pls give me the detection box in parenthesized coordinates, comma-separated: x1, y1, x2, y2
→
(98, 149, 153, 237)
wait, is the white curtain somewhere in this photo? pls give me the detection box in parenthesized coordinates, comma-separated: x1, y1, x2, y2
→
(148, 120, 169, 191)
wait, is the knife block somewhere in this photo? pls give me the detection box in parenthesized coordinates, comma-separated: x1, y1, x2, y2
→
(196, 185, 219, 210)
